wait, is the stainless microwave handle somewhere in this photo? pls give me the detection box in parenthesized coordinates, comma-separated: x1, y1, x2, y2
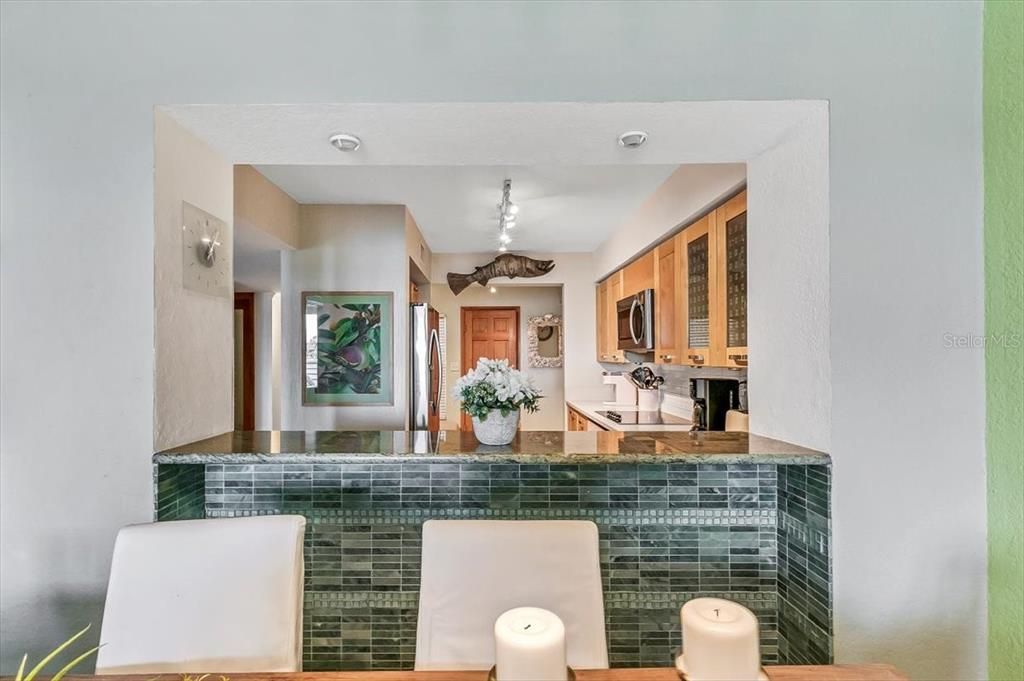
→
(629, 297, 641, 345)
(429, 328, 442, 413)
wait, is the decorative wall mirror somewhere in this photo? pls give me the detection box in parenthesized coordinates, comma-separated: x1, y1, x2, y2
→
(528, 314, 563, 368)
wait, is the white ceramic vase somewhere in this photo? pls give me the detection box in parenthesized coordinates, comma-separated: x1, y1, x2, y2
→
(472, 409, 520, 446)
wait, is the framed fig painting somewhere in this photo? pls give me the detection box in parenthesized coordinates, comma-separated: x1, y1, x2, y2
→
(302, 291, 394, 406)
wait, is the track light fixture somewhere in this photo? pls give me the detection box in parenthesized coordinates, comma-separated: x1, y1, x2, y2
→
(496, 179, 519, 252)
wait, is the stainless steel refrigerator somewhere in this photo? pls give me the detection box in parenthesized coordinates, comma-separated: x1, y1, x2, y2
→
(409, 303, 442, 431)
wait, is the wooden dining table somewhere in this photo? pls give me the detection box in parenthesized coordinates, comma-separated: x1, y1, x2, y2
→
(54, 665, 907, 681)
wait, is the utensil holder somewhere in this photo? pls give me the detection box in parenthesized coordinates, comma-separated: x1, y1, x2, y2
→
(637, 388, 660, 412)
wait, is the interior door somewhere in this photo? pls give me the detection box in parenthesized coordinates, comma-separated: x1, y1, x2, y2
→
(460, 307, 519, 431)
(233, 292, 255, 430)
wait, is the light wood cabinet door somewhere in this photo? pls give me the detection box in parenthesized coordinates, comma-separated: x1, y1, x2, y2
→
(596, 279, 620, 363)
(654, 239, 681, 364)
(716, 190, 748, 369)
(607, 272, 626, 362)
(681, 214, 721, 366)
(567, 406, 608, 432)
(622, 251, 655, 296)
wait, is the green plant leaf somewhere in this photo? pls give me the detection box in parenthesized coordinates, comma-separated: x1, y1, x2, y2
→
(317, 313, 330, 327)
(49, 645, 101, 681)
(15, 654, 26, 681)
(24, 625, 91, 681)
(333, 318, 353, 340)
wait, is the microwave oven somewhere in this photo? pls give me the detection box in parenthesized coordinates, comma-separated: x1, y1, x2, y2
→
(616, 289, 655, 352)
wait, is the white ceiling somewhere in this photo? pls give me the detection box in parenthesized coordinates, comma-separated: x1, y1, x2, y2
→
(254, 164, 679, 252)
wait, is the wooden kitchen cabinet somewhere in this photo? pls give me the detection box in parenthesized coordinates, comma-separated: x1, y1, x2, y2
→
(716, 191, 748, 369)
(567, 405, 608, 431)
(594, 188, 747, 370)
(622, 251, 655, 296)
(653, 238, 682, 364)
(595, 272, 626, 363)
(596, 279, 609, 362)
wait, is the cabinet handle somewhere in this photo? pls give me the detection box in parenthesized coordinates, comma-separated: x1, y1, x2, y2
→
(687, 354, 705, 364)
(661, 354, 673, 361)
(728, 354, 749, 365)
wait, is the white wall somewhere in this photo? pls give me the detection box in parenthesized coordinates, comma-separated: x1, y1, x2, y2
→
(432, 252, 603, 425)
(253, 291, 280, 430)
(594, 163, 747, 278)
(281, 205, 409, 430)
(153, 112, 235, 450)
(431, 284, 565, 430)
(0, 3, 984, 678)
(747, 114, 830, 452)
(271, 292, 282, 429)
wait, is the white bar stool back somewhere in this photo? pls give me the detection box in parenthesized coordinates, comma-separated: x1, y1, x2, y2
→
(96, 515, 306, 674)
(415, 519, 608, 671)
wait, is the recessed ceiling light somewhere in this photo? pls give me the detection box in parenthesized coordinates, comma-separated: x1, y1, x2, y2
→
(489, 286, 498, 294)
(328, 133, 362, 152)
(617, 130, 648, 149)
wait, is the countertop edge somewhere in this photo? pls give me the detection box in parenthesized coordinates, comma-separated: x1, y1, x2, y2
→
(154, 452, 830, 466)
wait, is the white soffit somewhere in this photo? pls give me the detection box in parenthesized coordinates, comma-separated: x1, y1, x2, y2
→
(161, 101, 816, 166)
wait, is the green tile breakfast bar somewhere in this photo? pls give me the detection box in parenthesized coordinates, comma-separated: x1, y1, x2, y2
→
(154, 430, 833, 672)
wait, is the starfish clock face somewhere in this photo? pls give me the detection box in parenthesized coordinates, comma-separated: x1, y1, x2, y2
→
(181, 201, 231, 298)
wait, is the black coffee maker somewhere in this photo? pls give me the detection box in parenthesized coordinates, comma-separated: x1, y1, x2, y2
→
(689, 378, 741, 431)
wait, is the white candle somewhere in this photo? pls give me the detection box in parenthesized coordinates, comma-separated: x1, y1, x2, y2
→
(679, 597, 761, 681)
(494, 607, 567, 681)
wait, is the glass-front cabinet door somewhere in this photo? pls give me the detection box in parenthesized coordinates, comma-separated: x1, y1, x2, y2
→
(718, 191, 748, 368)
(681, 214, 715, 366)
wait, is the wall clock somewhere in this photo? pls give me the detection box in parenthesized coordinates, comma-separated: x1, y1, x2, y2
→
(181, 201, 231, 298)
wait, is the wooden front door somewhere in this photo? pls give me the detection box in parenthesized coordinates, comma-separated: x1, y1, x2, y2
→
(460, 307, 520, 431)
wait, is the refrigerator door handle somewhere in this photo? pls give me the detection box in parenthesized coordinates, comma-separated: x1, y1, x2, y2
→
(428, 328, 442, 413)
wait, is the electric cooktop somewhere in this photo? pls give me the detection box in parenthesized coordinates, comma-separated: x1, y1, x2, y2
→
(598, 410, 680, 425)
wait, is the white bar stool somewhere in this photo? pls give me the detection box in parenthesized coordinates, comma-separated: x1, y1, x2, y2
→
(415, 519, 609, 671)
(96, 515, 306, 674)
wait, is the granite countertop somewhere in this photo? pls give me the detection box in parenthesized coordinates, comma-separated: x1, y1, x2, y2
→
(154, 430, 829, 465)
(566, 400, 693, 431)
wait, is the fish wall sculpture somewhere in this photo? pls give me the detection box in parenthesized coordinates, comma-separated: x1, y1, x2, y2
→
(446, 254, 556, 295)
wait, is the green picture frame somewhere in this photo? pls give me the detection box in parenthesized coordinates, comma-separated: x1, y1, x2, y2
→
(302, 291, 394, 406)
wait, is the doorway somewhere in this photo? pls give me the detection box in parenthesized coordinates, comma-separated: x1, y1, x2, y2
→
(460, 306, 519, 431)
(233, 292, 255, 430)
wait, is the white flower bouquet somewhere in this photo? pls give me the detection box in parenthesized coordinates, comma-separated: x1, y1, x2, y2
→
(454, 358, 542, 420)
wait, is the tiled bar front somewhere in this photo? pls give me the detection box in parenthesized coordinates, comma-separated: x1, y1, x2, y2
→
(154, 457, 832, 670)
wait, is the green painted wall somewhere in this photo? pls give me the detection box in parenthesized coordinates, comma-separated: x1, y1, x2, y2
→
(985, 1, 1024, 679)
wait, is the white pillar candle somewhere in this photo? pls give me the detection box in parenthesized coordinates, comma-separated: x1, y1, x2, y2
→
(494, 607, 567, 681)
(679, 597, 761, 681)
